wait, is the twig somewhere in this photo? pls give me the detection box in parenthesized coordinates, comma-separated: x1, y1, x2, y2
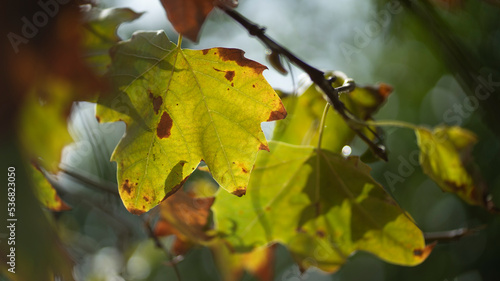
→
(218, 5, 387, 160)
(144, 218, 182, 281)
(424, 226, 485, 243)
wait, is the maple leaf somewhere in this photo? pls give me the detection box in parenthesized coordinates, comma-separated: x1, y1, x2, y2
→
(159, 0, 238, 42)
(96, 31, 286, 214)
(213, 141, 432, 272)
(274, 75, 391, 154)
(416, 125, 491, 208)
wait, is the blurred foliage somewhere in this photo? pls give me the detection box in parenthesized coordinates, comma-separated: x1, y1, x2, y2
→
(2, 0, 500, 281)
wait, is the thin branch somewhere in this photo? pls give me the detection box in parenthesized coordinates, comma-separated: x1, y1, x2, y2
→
(144, 218, 182, 281)
(424, 226, 486, 243)
(219, 5, 387, 160)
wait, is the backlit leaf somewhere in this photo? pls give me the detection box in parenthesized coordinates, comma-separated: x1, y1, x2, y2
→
(154, 180, 275, 281)
(31, 164, 70, 212)
(273, 76, 391, 154)
(416, 126, 489, 207)
(213, 141, 431, 272)
(96, 31, 285, 214)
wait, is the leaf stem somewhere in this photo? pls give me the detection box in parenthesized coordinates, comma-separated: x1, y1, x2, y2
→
(352, 119, 419, 131)
(317, 104, 330, 150)
(177, 33, 183, 48)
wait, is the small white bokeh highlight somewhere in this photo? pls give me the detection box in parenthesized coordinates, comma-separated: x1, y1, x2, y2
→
(341, 145, 352, 157)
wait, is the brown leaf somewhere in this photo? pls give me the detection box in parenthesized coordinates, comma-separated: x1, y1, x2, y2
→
(159, 0, 238, 42)
(155, 188, 215, 255)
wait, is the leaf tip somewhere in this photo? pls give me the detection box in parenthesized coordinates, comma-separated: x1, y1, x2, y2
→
(232, 188, 246, 197)
(413, 242, 436, 261)
(267, 104, 287, 122)
(259, 143, 270, 152)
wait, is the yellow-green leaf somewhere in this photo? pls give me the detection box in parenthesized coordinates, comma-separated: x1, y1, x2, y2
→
(213, 141, 431, 272)
(273, 76, 390, 153)
(96, 31, 285, 214)
(18, 80, 74, 172)
(31, 165, 70, 212)
(416, 125, 487, 206)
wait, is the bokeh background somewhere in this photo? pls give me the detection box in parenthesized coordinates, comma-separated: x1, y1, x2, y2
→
(3, 0, 500, 280)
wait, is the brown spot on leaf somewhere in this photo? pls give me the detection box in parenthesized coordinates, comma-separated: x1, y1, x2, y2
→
(232, 188, 246, 197)
(267, 105, 287, 121)
(316, 230, 326, 238)
(148, 91, 163, 114)
(296, 227, 306, 233)
(445, 180, 466, 192)
(202, 49, 209, 55)
(157, 111, 173, 139)
(143, 196, 150, 202)
(217, 48, 267, 73)
(252, 84, 256, 88)
(128, 208, 145, 215)
(231, 83, 234, 87)
(122, 179, 132, 195)
(378, 83, 393, 98)
(259, 143, 270, 152)
(413, 242, 436, 259)
(225, 71, 235, 82)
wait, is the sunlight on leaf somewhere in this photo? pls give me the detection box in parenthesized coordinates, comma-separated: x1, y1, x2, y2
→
(273, 77, 390, 154)
(96, 31, 285, 214)
(213, 141, 431, 272)
(31, 165, 70, 212)
(416, 125, 488, 207)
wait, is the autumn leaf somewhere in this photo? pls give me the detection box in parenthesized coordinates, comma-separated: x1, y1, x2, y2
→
(159, 0, 238, 42)
(31, 164, 70, 212)
(154, 179, 275, 281)
(273, 75, 391, 154)
(416, 125, 489, 207)
(96, 31, 286, 214)
(213, 141, 431, 272)
(155, 184, 216, 254)
(210, 241, 276, 281)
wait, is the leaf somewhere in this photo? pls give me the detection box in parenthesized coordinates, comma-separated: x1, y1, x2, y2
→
(415, 126, 489, 207)
(154, 180, 275, 281)
(159, 0, 238, 42)
(155, 185, 216, 254)
(83, 7, 143, 74)
(273, 76, 391, 154)
(213, 141, 431, 272)
(4, 3, 109, 172)
(31, 164, 70, 212)
(96, 31, 286, 214)
(209, 241, 276, 281)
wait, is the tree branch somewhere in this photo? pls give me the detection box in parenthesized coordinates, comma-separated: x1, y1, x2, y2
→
(219, 5, 387, 160)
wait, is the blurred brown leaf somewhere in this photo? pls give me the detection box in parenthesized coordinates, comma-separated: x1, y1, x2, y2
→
(159, 0, 238, 42)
